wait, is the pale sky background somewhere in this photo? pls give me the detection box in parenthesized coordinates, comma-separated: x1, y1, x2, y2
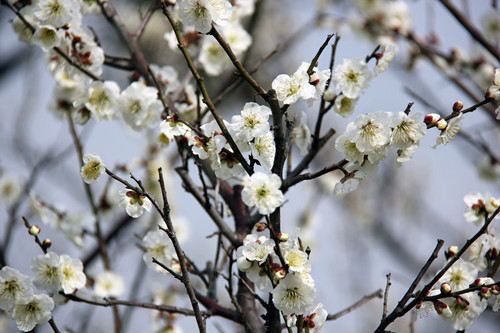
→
(1, 0, 500, 332)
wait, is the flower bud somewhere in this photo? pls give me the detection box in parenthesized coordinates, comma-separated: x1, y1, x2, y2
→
(456, 296, 469, 310)
(75, 108, 91, 125)
(277, 232, 289, 242)
(481, 286, 492, 299)
(42, 238, 52, 249)
(28, 225, 40, 236)
(434, 300, 452, 317)
(445, 245, 458, 260)
(424, 113, 440, 125)
(255, 222, 267, 232)
(436, 118, 448, 130)
(440, 282, 452, 294)
(323, 89, 336, 102)
(452, 101, 464, 113)
(470, 277, 495, 287)
(491, 285, 500, 295)
(170, 261, 182, 275)
(274, 267, 286, 280)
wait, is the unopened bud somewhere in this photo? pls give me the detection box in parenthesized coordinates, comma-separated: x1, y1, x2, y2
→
(255, 222, 267, 232)
(323, 88, 336, 102)
(434, 300, 452, 317)
(436, 118, 448, 130)
(445, 245, 458, 260)
(75, 108, 91, 125)
(440, 282, 452, 294)
(470, 277, 495, 288)
(424, 113, 440, 125)
(42, 238, 52, 249)
(452, 101, 464, 113)
(277, 232, 289, 242)
(309, 72, 320, 86)
(491, 285, 500, 295)
(274, 267, 286, 280)
(481, 286, 492, 299)
(28, 225, 40, 236)
(170, 261, 182, 275)
(456, 296, 469, 310)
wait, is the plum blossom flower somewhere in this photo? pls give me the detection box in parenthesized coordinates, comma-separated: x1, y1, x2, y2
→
(441, 293, 487, 331)
(292, 112, 312, 156)
(34, 0, 82, 27)
(332, 58, 372, 99)
(178, 0, 232, 33)
(250, 132, 276, 171)
(333, 94, 358, 118)
(93, 271, 125, 298)
(241, 172, 284, 215)
(272, 273, 316, 316)
(0, 267, 33, 310)
(119, 81, 163, 131)
(80, 153, 106, 184)
(375, 43, 397, 74)
(12, 294, 54, 332)
(431, 113, 463, 149)
(231, 102, 271, 142)
(272, 66, 316, 105)
(119, 190, 152, 218)
(438, 258, 477, 291)
(83, 81, 121, 121)
(59, 254, 86, 294)
(143, 230, 176, 274)
(30, 252, 63, 293)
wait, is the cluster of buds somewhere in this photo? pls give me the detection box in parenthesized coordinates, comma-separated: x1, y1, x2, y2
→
(424, 101, 463, 129)
(470, 277, 500, 299)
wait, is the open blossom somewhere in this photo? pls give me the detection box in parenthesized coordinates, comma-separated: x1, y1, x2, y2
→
(272, 273, 316, 316)
(34, 0, 82, 27)
(332, 58, 372, 99)
(32, 25, 61, 51)
(292, 112, 312, 156)
(83, 80, 121, 121)
(250, 132, 276, 171)
(12, 294, 54, 332)
(30, 252, 63, 293)
(59, 254, 86, 294)
(468, 233, 498, 271)
(0, 267, 33, 310)
(238, 234, 275, 264)
(431, 113, 463, 149)
(119, 190, 152, 218)
(119, 81, 163, 131)
(463, 192, 499, 227)
(241, 172, 284, 215)
(80, 153, 106, 184)
(143, 229, 175, 274)
(437, 258, 477, 291)
(272, 66, 316, 105)
(231, 102, 271, 141)
(441, 293, 487, 331)
(288, 303, 328, 332)
(334, 94, 358, 118)
(344, 111, 393, 153)
(375, 43, 397, 74)
(158, 116, 191, 145)
(178, 0, 232, 33)
(93, 271, 125, 298)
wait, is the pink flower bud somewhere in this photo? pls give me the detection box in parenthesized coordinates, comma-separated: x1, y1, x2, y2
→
(456, 296, 469, 310)
(470, 277, 495, 287)
(452, 101, 464, 113)
(28, 225, 40, 236)
(255, 222, 267, 232)
(491, 285, 500, 295)
(434, 300, 452, 317)
(424, 113, 440, 125)
(441, 282, 452, 294)
(481, 286, 492, 299)
(274, 267, 286, 280)
(436, 118, 448, 130)
(277, 232, 289, 242)
(42, 238, 52, 249)
(445, 245, 458, 260)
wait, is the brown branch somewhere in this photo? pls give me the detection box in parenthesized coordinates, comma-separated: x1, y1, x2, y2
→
(327, 289, 383, 321)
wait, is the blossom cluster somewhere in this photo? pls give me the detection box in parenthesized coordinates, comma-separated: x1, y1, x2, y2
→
(0, 252, 86, 331)
(236, 230, 327, 331)
(334, 110, 426, 195)
(414, 191, 500, 330)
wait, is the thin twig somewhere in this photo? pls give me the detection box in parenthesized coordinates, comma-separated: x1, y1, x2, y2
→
(382, 273, 391, 320)
(327, 289, 383, 321)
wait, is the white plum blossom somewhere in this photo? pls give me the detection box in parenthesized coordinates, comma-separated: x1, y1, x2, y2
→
(441, 293, 487, 331)
(463, 192, 499, 227)
(375, 43, 397, 74)
(93, 271, 125, 298)
(59, 254, 86, 294)
(390, 111, 426, 162)
(150, 64, 180, 94)
(231, 102, 271, 141)
(238, 234, 275, 264)
(119, 189, 153, 218)
(241, 172, 284, 215)
(272, 273, 316, 316)
(288, 303, 328, 332)
(292, 112, 312, 156)
(0, 174, 23, 206)
(334, 94, 358, 118)
(83, 80, 121, 121)
(158, 116, 191, 145)
(34, 0, 82, 27)
(80, 153, 106, 184)
(272, 65, 316, 105)
(119, 81, 163, 131)
(250, 132, 276, 171)
(480, 9, 500, 42)
(30, 252, 63, 293)
(468, 233, 498, 271)
(0, 267, 33, 310)
(332, 58, 372, 99)
(12, 7, 37, 45)
(12, 294, 54, 332)
(332, 161, 379, 197)
(437, 258, 477, 291)
(431, 113, 463, 149)
(178, 0, 232, 33)
(143, 229, 175, 274)
(295, 62, 331, 103)
(189, 120, 228, 168)
(32, 25, 61, 51)
(344, 111, 393, 153)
